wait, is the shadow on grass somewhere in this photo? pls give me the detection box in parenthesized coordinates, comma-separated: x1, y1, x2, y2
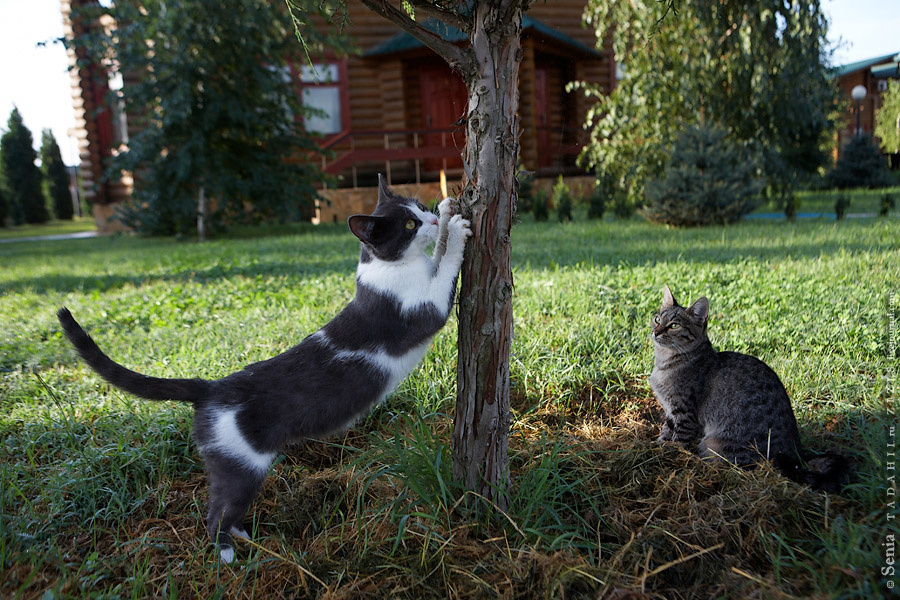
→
(4, 219, 898, 295)
(0, 225, 358, 295)
(512, 218, 899, 271)
(2, 374, 891, 599)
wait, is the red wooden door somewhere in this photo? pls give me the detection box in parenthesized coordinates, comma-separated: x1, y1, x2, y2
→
(534, 67, 552, 169)
(420, 64, 466, 170)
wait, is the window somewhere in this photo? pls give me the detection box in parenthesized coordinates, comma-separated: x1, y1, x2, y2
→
(298, 61, 347, 135)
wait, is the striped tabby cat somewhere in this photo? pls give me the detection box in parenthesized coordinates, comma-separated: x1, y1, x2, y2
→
(649, 285, 848, 492)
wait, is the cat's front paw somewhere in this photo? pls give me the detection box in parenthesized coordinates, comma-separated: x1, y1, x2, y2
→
(438, 197, 455, 218)
(657, 420, 675, 443)
(448, 214, 472, 241)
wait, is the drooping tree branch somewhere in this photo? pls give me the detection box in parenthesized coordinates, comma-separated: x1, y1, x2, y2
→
(356, 0, 475, 74)
(408, 0, 473, 35)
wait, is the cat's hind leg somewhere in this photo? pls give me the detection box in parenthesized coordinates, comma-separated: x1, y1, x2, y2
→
(204, 455, 269, 563)
(698, 434, 764, 466)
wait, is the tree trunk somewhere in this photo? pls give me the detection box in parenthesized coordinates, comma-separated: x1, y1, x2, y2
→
(197, 185, 207, 242)
(452, 1, 521, 512)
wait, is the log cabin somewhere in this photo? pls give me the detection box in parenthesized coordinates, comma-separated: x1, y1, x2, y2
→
(834, 51, 900, 165)
(60, 0, 615, 231)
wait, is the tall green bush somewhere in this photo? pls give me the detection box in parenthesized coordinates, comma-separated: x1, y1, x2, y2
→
(875, 79, 900, 156)
(0, 108, 48, 225)
(826, 134, 892, 189)
(587, 180, 606, 220)
(516, 167, 535, 215)
(72, 0, 343, 237)
(834, 194, 850, 220)
(880, 193, 896, 217)
(532, 189, 549, 222)
(552, 176, 573, 223)
(642, 124, 761, 227)
(0, 184, 7, 226)
(577, 0, 836, 209)
(41, 130, 73, 220)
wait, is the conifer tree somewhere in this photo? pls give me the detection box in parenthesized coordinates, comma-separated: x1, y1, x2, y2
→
(643, 124, 761, 226)
(0, 108, 48, 224)
(41, 129, 74, 220)
(827, 134, 893, 189)
(0, 183, 7, 226)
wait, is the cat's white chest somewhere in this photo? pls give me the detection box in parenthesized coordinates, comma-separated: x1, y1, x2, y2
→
(356, 256, 445, 313)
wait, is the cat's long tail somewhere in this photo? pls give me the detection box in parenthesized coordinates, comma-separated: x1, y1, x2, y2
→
(774, 452, 851, 494)
(57, 307, 211, 403)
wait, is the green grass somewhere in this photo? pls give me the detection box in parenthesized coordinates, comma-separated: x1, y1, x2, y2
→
(1, 214, 898, 599)
(756, 187, 900, 216)
(0, 217, 96, 241)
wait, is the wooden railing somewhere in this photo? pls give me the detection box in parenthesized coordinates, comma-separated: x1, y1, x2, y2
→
(312, 125, 589, 187)
(318, 127, 465, 188)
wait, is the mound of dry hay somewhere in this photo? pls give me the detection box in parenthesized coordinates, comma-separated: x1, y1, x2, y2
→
(15, 393, 847, 599)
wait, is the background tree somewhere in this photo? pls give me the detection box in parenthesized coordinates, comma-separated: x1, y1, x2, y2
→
(577, 0, 838, 208)
(0, 108, 48, 225)
(826, 134, 892, 189)
(0, 181, 7, 226)
(875, 79, 900, 158)
(41, 129, 74, 220)
(72, 0, 342, 238)
(643, 123, 762, 226)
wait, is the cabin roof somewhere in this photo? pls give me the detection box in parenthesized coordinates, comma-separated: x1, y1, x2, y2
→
(365, 15, 602, 58)
(834, 52, 900, 77)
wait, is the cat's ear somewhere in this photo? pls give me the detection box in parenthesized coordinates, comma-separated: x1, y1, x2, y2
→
(348, 215, 387, 245)
(662, 284, 678, 308)
(377, 174, 393, 206)
(689, 297, 709, 323)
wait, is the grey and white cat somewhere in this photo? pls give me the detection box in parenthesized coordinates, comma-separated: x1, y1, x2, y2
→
(57, 177, 471, 562)
(649, 285, 848, 492)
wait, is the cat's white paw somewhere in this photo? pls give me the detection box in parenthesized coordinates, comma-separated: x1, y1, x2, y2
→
(220, 546, 235, 563)
(438, 197, 454, 217)
(448, 214, 472, 238)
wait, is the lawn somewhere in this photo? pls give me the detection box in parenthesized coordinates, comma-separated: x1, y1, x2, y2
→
(1, 213, 897, 599)
(757, 186, 900, 216)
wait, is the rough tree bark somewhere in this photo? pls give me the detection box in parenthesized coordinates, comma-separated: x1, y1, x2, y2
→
(357, 0, 524, 511)
(452, 1, 520, 511)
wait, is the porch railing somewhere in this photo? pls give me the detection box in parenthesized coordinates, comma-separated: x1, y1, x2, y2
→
(318, 127, 465, 188)
(313, 125, 589, 188)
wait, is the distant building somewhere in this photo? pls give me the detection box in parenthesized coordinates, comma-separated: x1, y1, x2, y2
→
(60, 0, 614, 231)
(834, 51, 900, 166)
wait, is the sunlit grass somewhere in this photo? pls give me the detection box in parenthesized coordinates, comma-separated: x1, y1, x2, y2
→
(1, 214, 898, 598)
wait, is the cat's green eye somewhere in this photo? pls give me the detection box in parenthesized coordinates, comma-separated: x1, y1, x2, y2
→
(669, 323, 681, 330)
(654, 315, 661, 324)
(405, 219, 416, 230)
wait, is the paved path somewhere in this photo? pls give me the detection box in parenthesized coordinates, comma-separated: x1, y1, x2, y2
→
(0, 230, 99, 244)
(745, 212, 878, 220)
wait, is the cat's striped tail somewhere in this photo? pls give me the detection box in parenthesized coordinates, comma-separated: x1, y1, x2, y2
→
(58, 307, 211, 404)
(774, 452, 851, 494)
